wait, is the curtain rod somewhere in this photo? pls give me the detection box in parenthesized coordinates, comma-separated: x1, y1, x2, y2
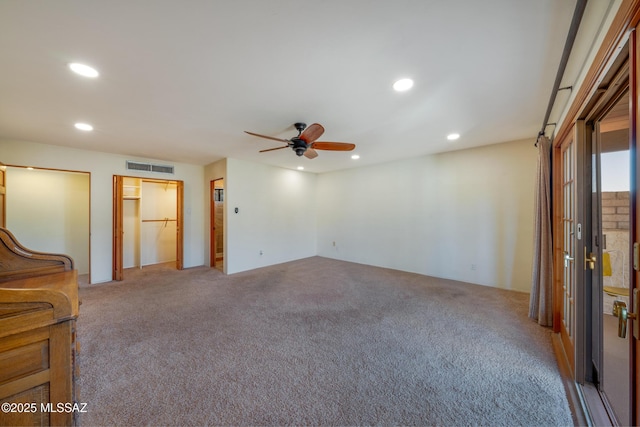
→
(537, 0, 588, 145)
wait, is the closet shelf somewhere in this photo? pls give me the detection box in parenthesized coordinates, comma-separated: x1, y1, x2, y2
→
(142, 219, 177, 222)
(123, 196, 140, 200)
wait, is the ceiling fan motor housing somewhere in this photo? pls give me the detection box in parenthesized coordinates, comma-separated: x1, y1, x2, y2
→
(291, 138, 308, 156)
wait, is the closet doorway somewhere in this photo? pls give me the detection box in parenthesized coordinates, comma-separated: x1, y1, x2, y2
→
(210, 178, 224, 271)
(113, 176, 184, 280)
(3, 165, 90, 282)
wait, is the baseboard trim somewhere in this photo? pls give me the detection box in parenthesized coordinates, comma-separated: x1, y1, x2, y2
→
(551, 333, 591, 426)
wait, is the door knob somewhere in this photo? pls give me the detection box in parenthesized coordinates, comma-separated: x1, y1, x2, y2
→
(585, 248, 596, 270)
(563, 251, 574, 267)
(615, 301, 636, 338)
(615, 288, 639, 339)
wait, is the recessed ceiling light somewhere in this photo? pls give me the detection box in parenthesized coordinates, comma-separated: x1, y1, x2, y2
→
(447, 133, 460, 141)
(297, 166, 304, 171)
(393, 78, 414, 92)
(27, 167, 34, 170)
(74, 122, 94, 131)
(351, 154, 360, 160)
(68, 63, 99, 78)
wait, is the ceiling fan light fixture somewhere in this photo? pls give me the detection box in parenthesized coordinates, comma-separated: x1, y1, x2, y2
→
(393, 78, 414, 92)
(68, 62, 99, 78)
(447, 133, 460, 141)
(297, 166, 304, 170)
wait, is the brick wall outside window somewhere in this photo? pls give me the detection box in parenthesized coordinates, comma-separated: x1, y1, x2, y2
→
(602, 191, 629, 230)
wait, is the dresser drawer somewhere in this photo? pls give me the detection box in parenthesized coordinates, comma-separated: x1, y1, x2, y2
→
(0, 340, 49, 384)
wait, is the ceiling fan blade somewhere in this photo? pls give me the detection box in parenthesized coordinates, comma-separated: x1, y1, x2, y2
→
(311, 141, 356, 151)
(259, 145, 289, 153)
(299, 123, 324, 144)
(304, 148, 318, 159)
(245, 131, 290, 143)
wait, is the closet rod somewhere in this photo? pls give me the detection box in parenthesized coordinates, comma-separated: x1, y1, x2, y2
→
(141, 219, 177, 222)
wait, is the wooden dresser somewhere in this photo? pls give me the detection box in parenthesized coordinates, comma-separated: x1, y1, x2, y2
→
(0, 228, 80, 427)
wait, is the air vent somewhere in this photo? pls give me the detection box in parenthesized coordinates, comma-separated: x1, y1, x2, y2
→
(126, 161, 151, 172)
(151, 164, 174, 174)
(126, 161, 174, 174)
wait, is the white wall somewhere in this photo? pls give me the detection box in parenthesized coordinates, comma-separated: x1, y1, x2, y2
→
(3, 137, 536, 290)
(5, 167, 90, 274)
(0, 139, 205, 283)
(140, 181, 177, 266)
(316, 139, 537, 292)
(123, 199, 140, 268)
(224, 158, 317, 274)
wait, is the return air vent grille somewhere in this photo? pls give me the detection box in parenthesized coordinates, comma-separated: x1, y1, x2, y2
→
(126, 161, 174, 174)
(126, 161, 151, 172)
(151, 164, 174, 174)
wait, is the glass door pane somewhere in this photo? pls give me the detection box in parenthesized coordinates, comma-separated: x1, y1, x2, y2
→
(597, 93, 631, 425)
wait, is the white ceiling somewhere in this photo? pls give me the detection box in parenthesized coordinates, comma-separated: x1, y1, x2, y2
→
(0, 1, 596, 173)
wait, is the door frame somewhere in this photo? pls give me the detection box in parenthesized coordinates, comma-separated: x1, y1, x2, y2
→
(631, 22, 640, 422)
(112, 175, 184, 280)
(2, 164, 91, 283)
(552, 3, 640, 423)
(210, 178, 224, 270)
(584, 80, 631, 425)
(554, 120, 593, 385)
(554, 129, 578, 376)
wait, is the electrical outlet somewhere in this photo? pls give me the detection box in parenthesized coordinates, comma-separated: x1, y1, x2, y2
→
(332, 241, 336, 247)
(471, 264, 477, 271)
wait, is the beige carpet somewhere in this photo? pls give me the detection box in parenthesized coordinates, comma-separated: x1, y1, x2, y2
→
(77, 257, 573, 426)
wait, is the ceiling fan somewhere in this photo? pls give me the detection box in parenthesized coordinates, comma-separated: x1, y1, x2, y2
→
(244, 122, 355, 159)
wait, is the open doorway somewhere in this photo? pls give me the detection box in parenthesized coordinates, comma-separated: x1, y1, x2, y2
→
(210, 178, 224, 271)
(3, 165, 90, 283)
(113, 175, 184, 280)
